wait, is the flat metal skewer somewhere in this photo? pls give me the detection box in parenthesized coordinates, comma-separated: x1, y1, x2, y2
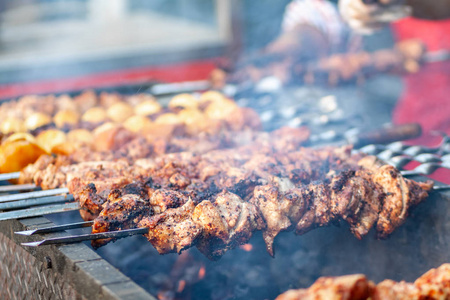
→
(0, 183, 37, 193)
(0, 172, 20, 181)
(21, 227, 149, 247)
(0, 202, 80, 221)
(16, 221, 93, 236)
(0, 187, 69, 203)
(400, 162, 450, 177)
(0, 195, 74, 211)
(433, 185, 450, 191)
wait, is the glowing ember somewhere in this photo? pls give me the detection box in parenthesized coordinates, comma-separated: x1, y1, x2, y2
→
(198, 266, 206, 280)
(239, 243, 253, 252)
(157, 291, 172, 300)
(177, 280, 186, 293)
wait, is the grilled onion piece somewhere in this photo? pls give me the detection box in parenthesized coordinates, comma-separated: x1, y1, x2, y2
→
(134, 99, 162, 116)
(169, 93, 198, 110)
(82, 107, 108, 123)
(106, 102, 134, 123)
(36, 129, 67, 153)
(54, 110, 80, 128)
(0, 133, 46, 173)
(123, 115, 152, 133)
(0, 117, 25, 134)
(24, 112, 52, 131)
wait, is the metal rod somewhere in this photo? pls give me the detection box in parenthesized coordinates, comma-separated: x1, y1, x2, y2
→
(0, 195, 74, 211)
(0, 202, 80, 221)
(15, 221, 94, 236)
(149, 80, 210, 96)
(401, 170, 422, 177)
(0, 172, 20, 181)
(0, 187, 69, 203)
(0, 184, 37, 193)
(21, 227, 149, 247)
(432, 185, 450, 191)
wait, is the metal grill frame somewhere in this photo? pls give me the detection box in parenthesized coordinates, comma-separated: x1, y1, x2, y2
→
(0, 217, 155, 300)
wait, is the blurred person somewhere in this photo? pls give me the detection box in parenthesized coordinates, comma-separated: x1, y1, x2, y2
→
(222, 0, 423, 89)
(220, 0, 450, 146)
(339, 0, 450, 145)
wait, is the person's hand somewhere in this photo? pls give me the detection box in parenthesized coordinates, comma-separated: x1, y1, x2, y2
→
(338, 0, 411, 33)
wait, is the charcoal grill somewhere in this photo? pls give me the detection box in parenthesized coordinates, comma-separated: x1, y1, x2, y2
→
(0, 86, 449, 299)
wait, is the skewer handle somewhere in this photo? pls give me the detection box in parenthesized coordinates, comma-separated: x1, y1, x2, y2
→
(21, 227, 149, 247)
(0, 184, 36, 193)
(0, 172, 20, 181)
(16, 221, 94, 236)
(0, 202, 80, 221)
(0, 195, 74, 211)
(0, 187, 69, 203)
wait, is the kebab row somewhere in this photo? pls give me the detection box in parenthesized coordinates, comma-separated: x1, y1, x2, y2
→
(0, 91, 262, 173)
(16, 131, 433, 260)
(276, 263, 450, 300)
(218, 39, 426, 88)
(1, 90, 434, 260)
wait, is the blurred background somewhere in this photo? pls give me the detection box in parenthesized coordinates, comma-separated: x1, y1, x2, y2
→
(0, 0, 446, 142)
(0, 0, 234, 95)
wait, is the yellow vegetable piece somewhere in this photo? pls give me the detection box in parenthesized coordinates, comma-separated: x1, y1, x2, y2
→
(0, 117, 25, 134)
(134, 100, 162, 116)
(177, 109, 205, 125)
(82, 107, 108, 123)
(169, 93, 198, 110)
(123, 115, 152, 133)
(204, 99, 238, 120)
(93, 122, 119, 136)
(67, 129, 94, 145)
(36, 129, 67, 153)
(154, 113, 182, 125)
(4, 132, 36, 144)
(54, 110, 80, 128)
(24, 112, 52, 130)
(106, 102, 134, 123)
(0, 140, 46, 173)
(199, 91, 227, 104)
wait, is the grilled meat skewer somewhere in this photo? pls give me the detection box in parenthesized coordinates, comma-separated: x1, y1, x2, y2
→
(0, 91, 262, 173)
(84, 151, 431, 259)
(276, 263, 450, 300)
(18, 126, 311, 189)
(70, 144, 355, 223)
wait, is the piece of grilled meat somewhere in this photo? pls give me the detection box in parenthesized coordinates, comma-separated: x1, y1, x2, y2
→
(276, 263, 450, 300)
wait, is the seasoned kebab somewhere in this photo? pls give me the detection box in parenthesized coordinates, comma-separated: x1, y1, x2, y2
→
(276, 263, 450, 300)
(69, 143, 432, 259)
(18, 126, 311, 189)
(0, 91, 261, 173)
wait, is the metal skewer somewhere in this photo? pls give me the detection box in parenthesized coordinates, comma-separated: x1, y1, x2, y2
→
(0, 183, 37, 193)
(19, 184, 450, 247)
(0, 172, 21, 181)
(0, 202, 80, 221)
(21, 227, 149, 247)
(0, 195, 74, 211)
(16, 221, 94, 236)
(0, 187, 69, 203)
(433, 185, 450, 191)
(399, 162, 450, 177)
